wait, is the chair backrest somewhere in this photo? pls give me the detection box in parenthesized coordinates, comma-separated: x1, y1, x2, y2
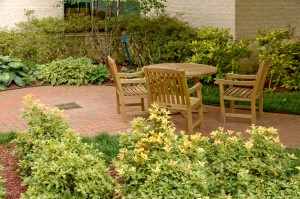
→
(254, 58, 272, 95)
(107, 56, 123, 93)
(144, 67, 190, 110)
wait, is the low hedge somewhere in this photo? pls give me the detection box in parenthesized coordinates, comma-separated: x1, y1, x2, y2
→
(13, 97, 300, 198)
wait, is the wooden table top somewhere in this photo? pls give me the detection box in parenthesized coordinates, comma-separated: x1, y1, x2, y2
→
(144, 63, 217, 78)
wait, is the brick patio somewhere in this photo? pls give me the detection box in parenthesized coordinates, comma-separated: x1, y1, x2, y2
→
(0, 84, 299, 147)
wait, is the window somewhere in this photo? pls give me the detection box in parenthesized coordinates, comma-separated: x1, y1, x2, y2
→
(64, 0, 139, 17)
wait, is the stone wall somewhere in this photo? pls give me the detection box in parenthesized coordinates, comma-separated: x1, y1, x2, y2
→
(0, 0, 63, 29)
(164, 0, 236, 36)
(236, 0, 300, 40)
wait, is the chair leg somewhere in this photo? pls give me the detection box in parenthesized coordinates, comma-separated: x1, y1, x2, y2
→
(258, 95, 263, 117)
(197, 105, 203, 128)
(251, 100, 256, 124)
(220, 99, 226, 123)
(141, 98, 145, 111)
(120, 96, 126, 122)
(116, 92, 121, 114)
(187, 109, 193, 134)
(229, 100, 234, 113)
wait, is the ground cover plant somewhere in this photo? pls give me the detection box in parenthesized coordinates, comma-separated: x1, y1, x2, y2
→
(201, 84, 300, 115)
(81, 133, 121, 164)
(32, 57, 110, 86)
(0, 55, 28, 90)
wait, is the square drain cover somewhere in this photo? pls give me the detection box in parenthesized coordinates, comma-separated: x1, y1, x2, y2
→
(54, 102, 81, 110)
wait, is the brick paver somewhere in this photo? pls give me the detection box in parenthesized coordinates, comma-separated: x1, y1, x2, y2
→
(0, 85, 299, 147)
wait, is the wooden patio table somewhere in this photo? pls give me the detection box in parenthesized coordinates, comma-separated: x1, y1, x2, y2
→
(144, 63, 217, 84)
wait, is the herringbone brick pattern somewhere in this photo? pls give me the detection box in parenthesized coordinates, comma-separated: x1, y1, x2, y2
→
(0, 85, 299, 147)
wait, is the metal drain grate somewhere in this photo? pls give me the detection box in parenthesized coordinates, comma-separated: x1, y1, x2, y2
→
(54, 102, 81, 110)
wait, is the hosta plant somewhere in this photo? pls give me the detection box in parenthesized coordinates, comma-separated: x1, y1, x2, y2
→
(0, 55, 28, 90)
(13, 95, 118, 198)
(113, 104, 209, 198)
(33, 57, 110, 86)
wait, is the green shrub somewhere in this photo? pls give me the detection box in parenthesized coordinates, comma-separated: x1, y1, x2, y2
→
(113, 104, 209, 198)
(13, 95, 118, 198)
(13, 95, 74, 160)
(122, 14, 198, 66)
(21, 132, 117, 199)
(0, 55, 28, 90)
(256, 26, 300, 91)
(33, 57, 110, 86)
(0, 17, 95, 68)
(205, 126, 300, 198)
(188, 26, 251, 80)
(0, 165, 7, 198)
(64, 14, 92, 33)
(113, 104, 300, 198)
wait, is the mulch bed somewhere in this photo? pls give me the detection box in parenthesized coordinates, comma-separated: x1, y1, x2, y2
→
(0, 145, 26, 199)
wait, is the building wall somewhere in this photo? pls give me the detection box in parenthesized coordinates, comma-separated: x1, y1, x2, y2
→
(1, 0, 299, 40)
(0, 0, 63, 29)
(235, 0, 300, 40)
(164, 0, 236, 36)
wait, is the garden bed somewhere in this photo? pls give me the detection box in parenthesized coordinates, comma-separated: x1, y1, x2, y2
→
(0, 145, 26, 199)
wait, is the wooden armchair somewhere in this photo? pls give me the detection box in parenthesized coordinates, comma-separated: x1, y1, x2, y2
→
(107, 56, 148, 122)
(143, 66, 203, 134)
(215, 58, 272, 124)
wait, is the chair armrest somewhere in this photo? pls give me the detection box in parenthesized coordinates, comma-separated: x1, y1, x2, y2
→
(216, 79, 256, 86)
(226, 73, 257, 80)
(188, 82, 202, 95)
(119, 71, 144, 78)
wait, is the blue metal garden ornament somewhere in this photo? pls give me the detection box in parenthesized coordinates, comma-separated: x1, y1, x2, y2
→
(121, 33, 133, 69)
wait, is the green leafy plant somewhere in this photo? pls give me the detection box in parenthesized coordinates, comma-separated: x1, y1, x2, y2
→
(113, 104, 209, 198)
(64, 14, 92, 33)
(90, 63, 111, 85)
(256, 26, 300, 91)
(0, 165, 7, 198)
(13, 95, 118, 198)
(188, 26, 251, 80)
(113, 104, 300, 198)
(33, 57, 110, 86)
(122, 14, 198, 66)
(0, 17, 95, 68)
(204, 126, 300, 198)
(0, 55, 28, 90)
